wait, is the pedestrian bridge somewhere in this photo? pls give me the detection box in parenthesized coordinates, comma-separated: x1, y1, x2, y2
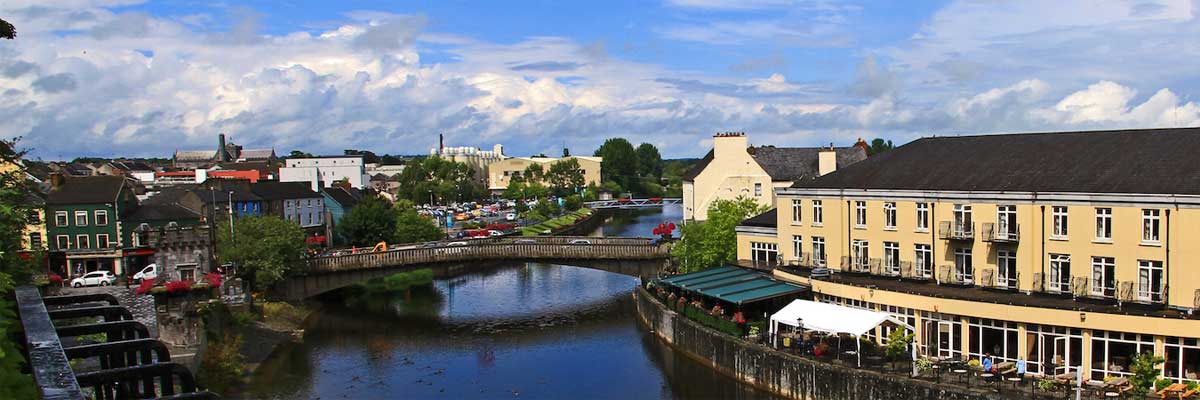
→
(584, 198, 681, 209)
(277, 236, 670, 300)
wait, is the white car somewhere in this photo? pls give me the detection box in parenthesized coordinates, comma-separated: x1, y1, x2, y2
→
(505, 213, 517, 221)
(446, 241, 469, 246)
(132, 264, 158, 283)
(568, 239, 592, 245)
(488, 230, 504, 237)
(71, 271, 117, 288)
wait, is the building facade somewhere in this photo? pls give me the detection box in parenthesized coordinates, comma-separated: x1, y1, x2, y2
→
(432, 142, 507, 184)
(683, 132, 867, 221)
(250, 181, 325, 231)
(486, 156, 602, 194)
(46, 176, 138, 278)
(735, 128, 1200, 383)
(279, 155, 368, 190)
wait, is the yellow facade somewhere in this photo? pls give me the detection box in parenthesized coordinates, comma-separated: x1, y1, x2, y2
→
(683, 134, 777, 221)
(486, 156, 602, 192)
(737, 188, 1200, 381)
(0, 159, 46, 253)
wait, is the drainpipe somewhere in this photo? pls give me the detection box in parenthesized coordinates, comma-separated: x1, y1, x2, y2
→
(1165, 208, 1171, 309)
(846, 199, 852, 268)
(931, 202, 936, 281)
(1040, 204, 1046, 294)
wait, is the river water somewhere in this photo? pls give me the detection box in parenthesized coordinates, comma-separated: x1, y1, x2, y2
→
(246, 205, 778, 399)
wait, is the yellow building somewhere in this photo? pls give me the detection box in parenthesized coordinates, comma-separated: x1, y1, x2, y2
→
(736, 128, 1200, 382)
(486, 156, 602, 194)
(682, 132, 867, 221)
(0, 154, 47, 254)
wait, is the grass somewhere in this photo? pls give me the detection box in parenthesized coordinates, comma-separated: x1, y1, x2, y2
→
(520, 209, 592, 236)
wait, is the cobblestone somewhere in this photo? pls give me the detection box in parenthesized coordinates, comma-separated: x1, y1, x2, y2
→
(52, 284, 158, 337)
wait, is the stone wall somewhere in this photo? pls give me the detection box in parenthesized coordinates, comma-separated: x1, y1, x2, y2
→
(634, 287, 1000, 400)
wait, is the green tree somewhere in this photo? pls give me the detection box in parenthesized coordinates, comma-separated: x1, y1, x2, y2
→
(563, 194, 583, 211)
(394, 156, 485, 205)
(562, 148, 570, 157)
(523, 163, 545, 183)
(0, 18, 13, 40)
(670, 197, 769, 272)
(0, 138, 38, 397)
(287, 150, 314, 159)
(868, 138, 894, 155)
(393, 200, 444, 243)
(217, 216, 305, 295)
(502, 181, 526, 200)
(545, 158, 585, 195)
(636, 143, 664, 180)
(594, 138, 640, 193)
(336, 196, 397, 247)
(1129, 352, 1166, 396)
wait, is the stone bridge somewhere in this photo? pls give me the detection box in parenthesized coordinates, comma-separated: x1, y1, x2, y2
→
(276, 236, 670, 300)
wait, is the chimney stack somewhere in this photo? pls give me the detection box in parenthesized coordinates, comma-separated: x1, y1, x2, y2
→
(712, 132, 748, 162)
(218, 133, 228, 162)
(439, 134, 445, 155)
(50, 172, 65, 190)
(818, 146, 837, 176)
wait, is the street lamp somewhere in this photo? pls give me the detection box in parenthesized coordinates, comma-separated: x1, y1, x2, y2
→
(227, 191, 235, 241)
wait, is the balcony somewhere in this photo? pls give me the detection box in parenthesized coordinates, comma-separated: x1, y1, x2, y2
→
(982, 222, 1020, 243)
(938, 221, 974, 241)
(980, 268, 1019, 290)
(1137, 281, 1166, 304)
(841, 256, 870, 273)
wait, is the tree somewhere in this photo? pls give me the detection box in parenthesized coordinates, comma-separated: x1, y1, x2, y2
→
(393, 200, 445, 243)
(868, 138, 894, 155)
(287, 150, 314, 159)
(563, 194, 583, 211)
(217, 216, 305, 295)
(670, 197, 769, 272)
(636, 143, 664, 180)
(394, 156, 486, 205)
(545, 158, 585, 196)
(523, 163, 545, 182)
(1129, 352, 1166, 396)
(594, 138, 640, 193)
(0, 137, 36, 398)
(336, 196, 397, 247)
(562, 148, 570, 157)
(343, 149, 380, 164)
(0, 18, 13, 40)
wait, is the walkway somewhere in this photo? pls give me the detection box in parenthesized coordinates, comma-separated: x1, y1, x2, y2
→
(584, 198, 681, 209)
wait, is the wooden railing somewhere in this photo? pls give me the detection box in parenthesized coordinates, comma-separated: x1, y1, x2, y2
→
(306, 237, 668, 273)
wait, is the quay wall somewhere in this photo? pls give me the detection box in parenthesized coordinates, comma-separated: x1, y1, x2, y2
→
(633, 287, 999, 400)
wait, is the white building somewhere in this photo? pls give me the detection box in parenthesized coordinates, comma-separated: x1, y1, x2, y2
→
(279, 156, 368, 191)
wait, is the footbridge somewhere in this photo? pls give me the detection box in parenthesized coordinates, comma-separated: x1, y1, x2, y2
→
(277, 236, 671, 300)
(585, 198, 681, 209)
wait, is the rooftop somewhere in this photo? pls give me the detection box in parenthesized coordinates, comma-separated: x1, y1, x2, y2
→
(740, 209, 778, 228)
(794, 127, 1200, 195)
(124, 203, 202, 222)
(251, 181, 321, 200)
(46, 176, 127, 205)
(683, 145, 867, 182)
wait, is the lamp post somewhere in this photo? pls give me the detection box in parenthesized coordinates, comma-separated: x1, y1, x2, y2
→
(227, 191, 235, 241)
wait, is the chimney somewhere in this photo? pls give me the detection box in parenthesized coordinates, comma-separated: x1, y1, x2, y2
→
(713, 132, 748, 162)
(818, 145, 837, 176)
(439, 134, 445, 155)
(50, 172, 65, 190)
(494, 143, 504, 157)
(218, 134, 228, 162)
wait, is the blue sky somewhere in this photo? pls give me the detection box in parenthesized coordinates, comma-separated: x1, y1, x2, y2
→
(2, 0, 1198, 159)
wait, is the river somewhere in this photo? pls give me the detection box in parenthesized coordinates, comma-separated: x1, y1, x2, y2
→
(245, 205, 779, 399)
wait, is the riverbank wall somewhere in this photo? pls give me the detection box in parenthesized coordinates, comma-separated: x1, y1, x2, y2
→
(633, 286, 999, 400)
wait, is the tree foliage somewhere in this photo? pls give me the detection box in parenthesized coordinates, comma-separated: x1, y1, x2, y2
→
(636, 143, 664, 180)
(0, 18, 14, 40)
(1129, 352, 1166, 396)
(217, 216, 305, 292)
(594, 138, 640, 192)
(868, 138, 894, 155)
(336, 196, 397, 247)
(0, 138, 47, 397)
(392, 199, 445, 243)
(545, 158, 585, 196)
(670, 197, 769, 272)
(394, 156, 485, 205)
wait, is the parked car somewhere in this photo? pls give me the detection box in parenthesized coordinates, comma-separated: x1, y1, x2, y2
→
(132, 264, 158, 283)
(568, 239, 592, 245)
(488, 230, 504, 237)
(71, 271, 117, 288)
(514, 239, 537, 244)
(446, 241, 469, 247)
(505, 213, 517, 221)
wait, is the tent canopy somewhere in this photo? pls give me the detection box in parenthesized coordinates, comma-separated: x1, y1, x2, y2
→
(656, 266, 809, 306)
(769, 299, 913, 336)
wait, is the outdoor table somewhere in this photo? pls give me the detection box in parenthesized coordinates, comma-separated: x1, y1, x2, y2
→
(952, 369, 969, 387)
(931, 364, 943, 383)
(979, 373, 995, 391)
(1158, 383, 1194, 399)
(1005, 376, 1021, 392)
(1104, 391, 1120, 398)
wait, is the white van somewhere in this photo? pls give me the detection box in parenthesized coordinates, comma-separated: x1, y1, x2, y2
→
(133, 264, 158, 283)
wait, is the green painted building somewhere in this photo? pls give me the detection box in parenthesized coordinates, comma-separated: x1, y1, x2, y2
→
(46, 176, 138, 278)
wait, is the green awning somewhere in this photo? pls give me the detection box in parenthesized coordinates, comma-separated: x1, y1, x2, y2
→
(660, 266, 737, 284)
(671, 269, 753, 288)
(704, 279, 782, 296)
(717, 282, 808, 305)
(689, 273, 761, 291)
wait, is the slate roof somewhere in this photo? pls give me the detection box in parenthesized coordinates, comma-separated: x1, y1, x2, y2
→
(174, 150, 216, 161)
(793, 127, 1200, 195)
(739, 209, 778, 228)
(108, 160, 156, 172)
(124, 203, 202, 222)
(322, 187, 361, 208)
(682, 146, 867, 183)
(238, 149, 276, 160)
(193, 189, 262, 204)
(251, 181, 321, 200)
(46, 176, 126, 205)
(214, 161, 274, 172)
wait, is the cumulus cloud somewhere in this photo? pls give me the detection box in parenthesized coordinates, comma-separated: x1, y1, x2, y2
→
(31, 73, 79, 93)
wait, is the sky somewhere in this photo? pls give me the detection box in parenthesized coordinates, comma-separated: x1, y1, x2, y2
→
(2, 0, 1199, 160)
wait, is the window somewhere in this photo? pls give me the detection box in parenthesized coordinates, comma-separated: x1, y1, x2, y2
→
(852, 240, 869, 269)
(812, 236, 826, 266)
(967, 318, 1020, 364)
(1025, 324, 1084, 376)
(1091, 257, 1116, 298)
(953, 204, 972, 235)
(1095, 208, 1112, 240)
(26, 210, 41, 224)
(94, 210, 108, 226)
(791, 200, 802, 224)
(812, 200, 823, 225)
(96, 234, 109, 249)
(56, 235, 69, 250)
(1090, 331, 1154, 380)
(1138, 260, 1164, 302)
(754, 183, 762, 197)
(74, 210, 88, 226)
(1052, 206, 1068, 238)
(996, 205, 1017, 239)
(883, 202, 897, 230)
(915, 244, 932, 278)
(1142, 209, 1161, 243)
(1164, 337, 1200, 383)
(1049, 254, 1071, 293)
(29, 233, 43, 249)
(883, 242, 900, 275)
(855, 201, 867, 228)
(55, 211, 68, 227)
(997, 250, 1017, 289)
(954, 247, 973, 283)
(76, 234, 89, 249)
(792, 235, 803, 261)
(750, 241, 778, 266)
(916, 202, 929, 231)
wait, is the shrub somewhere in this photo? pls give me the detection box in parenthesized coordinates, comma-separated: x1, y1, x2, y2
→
(165, 280, 192, 293)
(1156, 378, 1175, 392)
(885, 329, 915, 361)
(204, 273, 223, 288)
(1130, 353, 1166, 396)
(915, 358, 934, 374)
(47, 273, 63, 286)
(262, 302, 306, 326)
(197, 333, 245, 393)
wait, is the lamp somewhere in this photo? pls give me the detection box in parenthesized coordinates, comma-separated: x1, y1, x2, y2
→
(1079, 312, 1086, 322)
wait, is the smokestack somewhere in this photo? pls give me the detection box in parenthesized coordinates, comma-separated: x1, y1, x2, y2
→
(439, 134, 445, 155)
(218, 134, 228, 162)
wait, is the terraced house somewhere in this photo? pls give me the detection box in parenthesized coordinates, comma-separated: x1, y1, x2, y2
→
(736, 127, 1200, 383)
(46, 175, 138, 278)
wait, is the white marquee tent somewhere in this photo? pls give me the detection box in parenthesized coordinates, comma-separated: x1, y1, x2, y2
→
(769, 299, 916, 367)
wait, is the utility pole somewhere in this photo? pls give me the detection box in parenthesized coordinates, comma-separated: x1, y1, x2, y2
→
(228, 191, 235, 241)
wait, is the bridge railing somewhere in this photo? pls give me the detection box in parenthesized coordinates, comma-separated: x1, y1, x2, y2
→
(306, 240, 668, 273)
(585, 198, 682, 209)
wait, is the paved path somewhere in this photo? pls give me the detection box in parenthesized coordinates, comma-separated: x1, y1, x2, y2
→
(51, 285, 158, 337)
